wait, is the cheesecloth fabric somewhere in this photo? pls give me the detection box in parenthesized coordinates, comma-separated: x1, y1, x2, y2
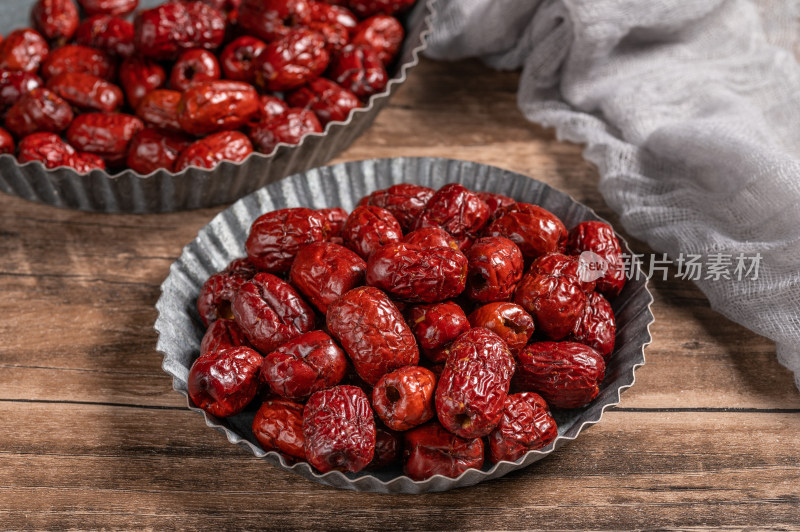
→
(426, 0, 800, 391)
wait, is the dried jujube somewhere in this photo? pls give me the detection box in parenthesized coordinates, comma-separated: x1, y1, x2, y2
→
(261, 330, 347, 400)
(406, 301, 470, 362)
(252, 399, 306, 460)
(341, 205, 403, 260)
(486, 203, 567, 263)
(359, 183, 434, 232)
(289, 241, 366, 314)
(514, 253, 588, 341)
(188, 346, 263, 418)
(402, 421, 484, 481)
(514, 341, 606, 409)
(245, 207, 328, 273)
(303, 385, 376, 473)
(200, 318, 251, 355)
(467, 302, 535, 356)
(435, 327, 515, 439)
(415, 183, 489, 249)
(326, 286, 419, 385)
(366, 242, 468, 303)
(231, 272, 316, 354)
(372, 365, 436, 431)
(566, 221, 627, 299)
(571, 291, 616, 360)
(488, 392, 558, 463)
(464, 236, 524, 303)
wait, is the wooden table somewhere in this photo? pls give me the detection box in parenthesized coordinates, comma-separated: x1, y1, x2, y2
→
(2, 57, 799, 530)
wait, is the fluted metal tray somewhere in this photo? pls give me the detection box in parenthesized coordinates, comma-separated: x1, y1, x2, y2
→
(0, 0, 435, 212)
(155, 157, 654, 493)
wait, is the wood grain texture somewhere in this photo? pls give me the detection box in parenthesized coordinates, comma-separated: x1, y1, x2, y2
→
(0, 57, 797, 531)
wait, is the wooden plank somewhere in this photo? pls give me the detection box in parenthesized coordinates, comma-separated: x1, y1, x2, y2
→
(0, 405, 798, 530)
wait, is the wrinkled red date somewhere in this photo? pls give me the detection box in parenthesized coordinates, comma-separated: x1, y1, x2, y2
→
(327, 43, 387, 99)
(0, 69, 43, 112)
(359, 183, 434, 232)
(32, 0, 79, 43)
(231, 272, 316, 354)
(4, 87, 73, 138)
(286, 77, 360, 125)
(177, 80, 260, 136)
(68, 151, 106, 173)
(435, 327, 515, 439)
(467, 302, 535, 356)
(352, 15, 404, 65)
(187, 346, 262, 417)
(46, 72, 124, 112)
(372, 365, 436, 431)
(238, 0, 311, 42)
(135, 89, 183, 132)
(341, 205, 403, 259)
(0, 29, 50, 73)
(245, 207, 329, 273)
(488, 392, 558, 463)
(174, 130, 253, 171)
(403, 226, 458, 250)
(309, 1, 358, 30)
(402, 421, 484, 481)
(169, 49, 221, 92)
(486, 203, 567, 263)
(220, 36, 267, 82)
(254, 94, 289, 123)
(514, 252, 588, 341)
(253, 28, 330, 92)
(477, 191, 516, 220)
(366, 242, 468, 303)
(464, 236, 524, 303)
(303, 385, 376, 473)
(17, 132, 73, 167)
(415, 183, 490, 243)
(66, 112, 144, 165)
(75, 14, 135, 57)
(318, 206, 348, 239)
(261, 330, 348, 400)
(78, 0, 138, 17)
(134, 2, 226, 60)
(17, 132, 105, 172)
(196, 257, 258, 326)
(326, 286, 419, 385)
(307, 20, 349, 54)
(252, 399, 306, 460)
(41, 45, 115, 80)
(406, 301, 469, 363)
(514, 341, 606, 409)
(571, 291, 615, 360)
(566, 221, 626, 299)
(119, 55, 166, 109)
(289, 241, 366, 314)
(248, 107, 322, 154)
(200, 318, 251, 355)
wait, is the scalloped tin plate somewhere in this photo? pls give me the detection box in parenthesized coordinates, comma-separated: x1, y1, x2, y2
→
(0, 0, 435, 213)
(155, 157, 654, 493)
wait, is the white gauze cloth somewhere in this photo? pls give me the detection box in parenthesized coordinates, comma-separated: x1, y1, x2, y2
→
(426, 0, 800, 391)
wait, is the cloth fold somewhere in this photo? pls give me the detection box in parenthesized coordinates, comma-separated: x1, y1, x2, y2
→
(426, 0, 800, 390)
